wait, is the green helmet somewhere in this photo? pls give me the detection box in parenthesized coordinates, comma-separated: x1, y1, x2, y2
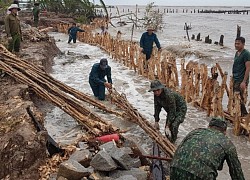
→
(148, 80, 165, 92)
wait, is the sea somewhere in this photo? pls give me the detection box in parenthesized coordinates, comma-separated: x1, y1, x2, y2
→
(45, 6, 250, 179)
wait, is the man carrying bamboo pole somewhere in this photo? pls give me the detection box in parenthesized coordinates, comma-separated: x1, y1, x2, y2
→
(233, 36, 250, 116)
(149, 80, 187, 143)
(89, 58, 112, 101)
(170, 117, 245, 180)
(140, 26, 161, 61)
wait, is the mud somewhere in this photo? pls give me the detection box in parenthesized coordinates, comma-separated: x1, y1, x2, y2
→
(0, 14, 62, 179)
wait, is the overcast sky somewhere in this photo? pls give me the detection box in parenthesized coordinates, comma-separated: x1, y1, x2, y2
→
(101, 0, 250, 6)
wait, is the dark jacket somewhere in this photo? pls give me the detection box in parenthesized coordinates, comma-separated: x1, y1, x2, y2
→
(68, 26, 84, 37)
(89, 63, 112, 85)
(140, 32, 161, 53)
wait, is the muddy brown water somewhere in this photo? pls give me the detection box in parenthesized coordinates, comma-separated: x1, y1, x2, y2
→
(45, 32, 250, 179)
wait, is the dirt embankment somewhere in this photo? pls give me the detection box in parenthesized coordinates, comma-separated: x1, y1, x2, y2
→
(0, 14, 65, 179)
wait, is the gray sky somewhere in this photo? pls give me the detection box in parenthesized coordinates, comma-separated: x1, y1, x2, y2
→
(101, 0, 250, 6)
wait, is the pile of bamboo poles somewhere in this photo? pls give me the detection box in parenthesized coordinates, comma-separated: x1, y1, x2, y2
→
(0, 44, 120, 136)
(57, 22, 250, 139)
(0, 44, 176, 156)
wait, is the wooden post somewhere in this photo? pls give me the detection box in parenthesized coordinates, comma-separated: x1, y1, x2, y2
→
(237, 25, 241, 38)
(234, 92, 242, 135)
(184, 23, 190, 41)
(196, 33, 201, 41)
(219, 35, 224, 46)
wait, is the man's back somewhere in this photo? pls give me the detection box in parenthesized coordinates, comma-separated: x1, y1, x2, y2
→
(171, 128, 242, 179)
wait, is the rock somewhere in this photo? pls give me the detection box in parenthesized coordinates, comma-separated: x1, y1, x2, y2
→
(90, 150, 117, 171)
(57, 160, 91, 180)
(109, 168, 148, 180)
(115, 175, 137, 180)
(57, 176, 68, 180)
(111, 147, 136, 170)
(88, 171, 112, 180)
(130, 158, 141, 168)
(69, 149, 92, 167)
(99, 141, 119, 155)
(78, 142, 89, 150)
(83, 55, 90, 59)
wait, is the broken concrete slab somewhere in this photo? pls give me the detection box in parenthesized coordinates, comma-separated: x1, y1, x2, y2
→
(99, 141, 119, 155)
(111, 147, 136, 170)
(109, 168, 148, 180)
(90, 150, 117, 171)
(114, 175, 137, 180)
(69, 149, 92, 167)
(57, 159, 91, 180)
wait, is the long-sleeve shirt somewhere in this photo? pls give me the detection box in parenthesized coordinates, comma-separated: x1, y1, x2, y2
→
(154, 88, 186, 124)
(89, 63, 112, 85)
(140, 32, 161, 53)
(4, 13, 21, 37)
(68, 26, 84, 37)
(171, 128, 245, 180)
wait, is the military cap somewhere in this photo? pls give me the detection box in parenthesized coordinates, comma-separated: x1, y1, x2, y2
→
(209, 117, 227, 131)
(148, 80, 165, 92)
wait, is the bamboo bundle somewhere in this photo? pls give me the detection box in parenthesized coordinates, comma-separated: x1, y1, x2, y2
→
(0, 45, 120, 136)
(108, 88, 176, 157)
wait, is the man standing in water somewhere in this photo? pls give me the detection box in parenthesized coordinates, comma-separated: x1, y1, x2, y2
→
(149, 80, 187, 143)
(89, 58, 112, 101)
(67, 22, 85, 44)
(233, 36, 250, 116)
(4, 4, 22, 54)
(140, 26, 161, 61)
(170, 117, 245, 180)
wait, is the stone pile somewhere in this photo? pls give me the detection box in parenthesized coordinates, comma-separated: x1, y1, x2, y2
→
(56, 141, 149, 180)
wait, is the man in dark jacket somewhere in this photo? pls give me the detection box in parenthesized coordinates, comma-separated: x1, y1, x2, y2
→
(140, 26, 161, 60)
(170, 117, 245, 180)
(4, 4, 22, 53)
(68, 22, 85, 43)
(149, 80, 187, 143)
(89, 58, 112, 101)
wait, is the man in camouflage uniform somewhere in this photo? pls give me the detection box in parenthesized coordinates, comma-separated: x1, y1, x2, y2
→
(170, 118, 245, 180)
(149, 80, 187, 143)
(4, 4, 22, 53)
(32, 2, 40, 27)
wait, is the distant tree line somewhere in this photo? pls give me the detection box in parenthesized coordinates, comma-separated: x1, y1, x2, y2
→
(0, 0, 108, 23)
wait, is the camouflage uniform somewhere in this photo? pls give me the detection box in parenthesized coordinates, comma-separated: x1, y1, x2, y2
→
(170, 128, 245, 180)
(154, 87, 187, 143)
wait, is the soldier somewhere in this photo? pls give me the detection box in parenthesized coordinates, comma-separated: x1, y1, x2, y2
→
(149, 80, 187, 143)
(89, 58, 112, 101)
(32, 2, 40, 27)
(4, 4, 22, 53)
(170, 117, 245, 180)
